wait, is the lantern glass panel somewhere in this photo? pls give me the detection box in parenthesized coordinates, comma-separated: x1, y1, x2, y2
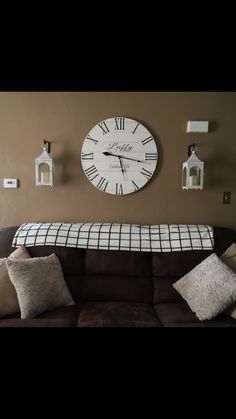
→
(39, 163, 50, 183)
(182, 166, 187, 188)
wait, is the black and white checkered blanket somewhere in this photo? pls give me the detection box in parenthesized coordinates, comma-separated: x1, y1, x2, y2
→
(12, 223, 214, 252)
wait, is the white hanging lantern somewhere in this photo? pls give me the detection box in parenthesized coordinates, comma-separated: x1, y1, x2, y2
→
(182, 143, 204, 190)
(35, 140, 55, 186)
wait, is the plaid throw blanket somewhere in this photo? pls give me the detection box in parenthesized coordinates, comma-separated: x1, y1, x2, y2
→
(12, 223, 214, 252)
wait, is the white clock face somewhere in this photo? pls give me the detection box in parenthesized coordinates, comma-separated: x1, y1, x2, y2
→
(81, 117, 158, 195)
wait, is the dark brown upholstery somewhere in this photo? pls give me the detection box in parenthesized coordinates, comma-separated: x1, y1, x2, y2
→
(77, 302, 161, 327)
(153, 277, 184, 304)
(0, 226, 18, 258)
(27, 246, 85, 276)
(213, 226, 236, 256)
(0, 225, 235, 327)
(0, 305, 81, 327)
(152, 250, 213, 278)
(77, 274, 153, 304)
(85, 249, 152, 276)
(154, 304, 236, 327)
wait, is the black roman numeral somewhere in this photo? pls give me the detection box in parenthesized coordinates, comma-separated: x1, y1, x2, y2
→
(82, 152, 94, 160)
(131, 180, 140, 191)
(145, 153, 157, 161)
(97, 177, 109, 191)
(85, 165, 99, 181)
(98, 121, 110, 135)
(132, 123, 139, 134)
(114, 117, 125, 130)
(141, 136, 154, 146)
(116, 183, 123, 195)
(141, 168, 153, 179)
(86, 135, 98, 145)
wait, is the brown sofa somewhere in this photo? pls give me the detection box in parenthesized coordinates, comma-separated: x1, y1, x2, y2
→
(0, 225, 236, 327)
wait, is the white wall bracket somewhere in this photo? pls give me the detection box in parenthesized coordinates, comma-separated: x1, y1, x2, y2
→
(187, 121, 209, 133)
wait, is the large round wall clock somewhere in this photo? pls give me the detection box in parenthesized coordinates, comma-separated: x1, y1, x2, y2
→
(81, 117, 158, 195)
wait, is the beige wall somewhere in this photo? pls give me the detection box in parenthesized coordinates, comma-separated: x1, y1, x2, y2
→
(0, 92, 235, 229)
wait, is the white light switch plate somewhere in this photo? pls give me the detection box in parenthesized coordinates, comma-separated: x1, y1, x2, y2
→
(3, 178, 18, 188)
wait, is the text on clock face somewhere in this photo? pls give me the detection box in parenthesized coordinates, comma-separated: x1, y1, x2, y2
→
(107, 142, 133, 152)
(110, 162, 130, 169)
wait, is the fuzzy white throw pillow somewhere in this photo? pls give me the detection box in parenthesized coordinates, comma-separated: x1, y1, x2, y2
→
(173, 253, 236, 321)
(6, 253, 74, 319)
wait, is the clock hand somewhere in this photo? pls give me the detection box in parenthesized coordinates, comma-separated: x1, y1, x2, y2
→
(118, 156, 126, 180)
(103, 152, 126, 179)
(118, 155, 150, 164)
(103, 151, 119, 157)
(103, 151, 150, 164)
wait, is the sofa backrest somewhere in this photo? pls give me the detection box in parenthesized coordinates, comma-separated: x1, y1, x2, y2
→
(0, 225, 235, 305)
(80, 249, 153, 304)
(0, 225, 154, 304)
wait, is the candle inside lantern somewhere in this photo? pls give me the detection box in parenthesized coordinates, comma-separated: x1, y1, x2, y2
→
(189, 175, 198, 186)
(41, 171, 49, 183)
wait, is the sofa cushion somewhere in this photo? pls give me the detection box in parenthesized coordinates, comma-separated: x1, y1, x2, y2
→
(0, 305, 81, 327)
(6, 253, 75, 319)
(36, 304, 81, 321)
(26, 245, 85, 276)
(154, 303, 236, 327)
(213, 227, 236, 256)
(0, 318, 69, 327)
(152, 250, 212, 278)
(153, 276, 185, 304)
(63, 275, 84, 302)
(173, 253, 236, 321)
(85, 249, 152, 276)
(77, 302, 161, 327)
(78, 274, 154, 304)
(0, 246, 31, 318)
